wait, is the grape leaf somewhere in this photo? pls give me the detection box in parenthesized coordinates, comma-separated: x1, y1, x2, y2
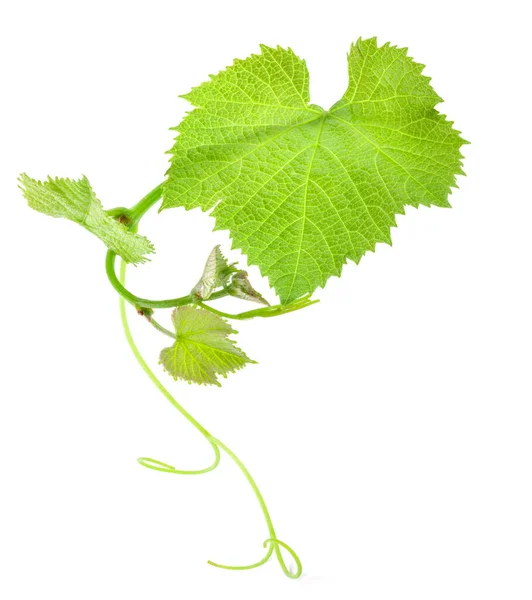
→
(19, 174, 154, 264)
(163, 38, 467, 304)
(159, 306, 254, 386)
(227, 271, 269, 306)
(191, 245, 237, 299)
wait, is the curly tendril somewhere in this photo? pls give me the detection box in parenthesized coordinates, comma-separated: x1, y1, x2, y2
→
(207, 538, 303, 578)
(137, 441, 220, 475)
(118, 259, 302, 578)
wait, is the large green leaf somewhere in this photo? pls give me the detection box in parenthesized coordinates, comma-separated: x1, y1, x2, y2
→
(164, 38, 467, 303)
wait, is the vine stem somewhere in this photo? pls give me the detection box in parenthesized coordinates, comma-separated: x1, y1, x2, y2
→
(197, 296, 319, 320)
(107, 248, 316, 317)
(129, 183, 165, 224)
(105, 183, 317, 319)
(118, 259, 302, 578)
(107, 249, 228, 309)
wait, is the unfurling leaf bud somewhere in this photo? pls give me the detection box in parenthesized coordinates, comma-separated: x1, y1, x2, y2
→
(227, 271, 269, 306)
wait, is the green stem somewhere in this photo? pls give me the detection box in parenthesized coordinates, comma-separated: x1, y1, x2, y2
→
(107, 249, 228, 309)
(119, 260, 210, 438)
(149, 317, 176, 339)
(104, 183, 228, 310)
(129, 183, 165, 224)
(197, 295, 319, 320)
(106, 184, 317, 321)
(118, 259, 302, 578)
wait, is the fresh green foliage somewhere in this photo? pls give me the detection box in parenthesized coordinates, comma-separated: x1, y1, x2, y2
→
(20, 39, 467, 580)
(159, 306, 254, 386)
(191, 245, 269, 306)
(19, 174, 154, 264)
(164, 38, 467, 303)
(191, 245, 238, 299)
(227, 270, 269, 305)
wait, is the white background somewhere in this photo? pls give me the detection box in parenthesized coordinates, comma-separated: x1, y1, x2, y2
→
(1, 1, 530, 598)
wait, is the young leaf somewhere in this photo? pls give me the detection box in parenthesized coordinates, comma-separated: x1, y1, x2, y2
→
(159, 306, 254, 386)
(19, 174, 154, 264)
(191, 245, 237, 299)
(227, 271, 269, 305)
(163, 38, 467, 304)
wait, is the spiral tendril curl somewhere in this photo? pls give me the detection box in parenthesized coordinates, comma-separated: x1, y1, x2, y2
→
(119, 260, 302, 578)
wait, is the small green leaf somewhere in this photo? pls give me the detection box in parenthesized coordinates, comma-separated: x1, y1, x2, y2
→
(159, 306, 254, 386)
(227, 271, 269, 306)
(191, 245, 237, 299)
(19, 174, 154, 264)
